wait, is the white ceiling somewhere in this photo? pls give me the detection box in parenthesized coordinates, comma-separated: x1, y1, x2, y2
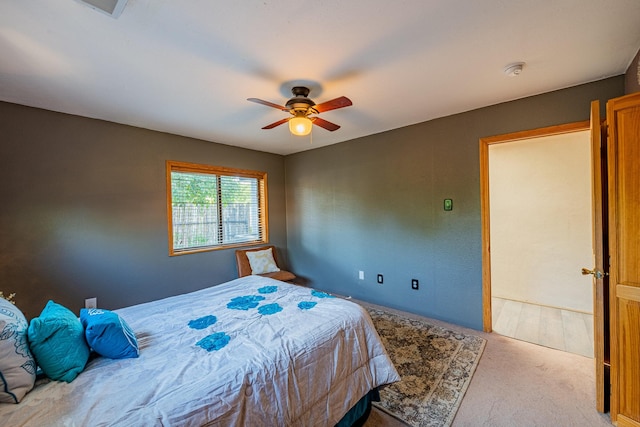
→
(1, 1, 640, 155)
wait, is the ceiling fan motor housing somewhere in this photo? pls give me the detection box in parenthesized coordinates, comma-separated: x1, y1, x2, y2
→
(286, 86, 316, 114)
(291, 86, 310, 97)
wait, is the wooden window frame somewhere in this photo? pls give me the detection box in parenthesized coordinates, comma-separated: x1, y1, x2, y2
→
(166, 160, 268, 256)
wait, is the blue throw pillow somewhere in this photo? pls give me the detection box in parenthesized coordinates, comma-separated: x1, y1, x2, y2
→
(80, 309, 139, 359)
(27, 300, 90, 383)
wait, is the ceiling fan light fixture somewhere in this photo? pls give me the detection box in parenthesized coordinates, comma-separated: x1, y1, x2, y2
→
(289, 116, 312, 136)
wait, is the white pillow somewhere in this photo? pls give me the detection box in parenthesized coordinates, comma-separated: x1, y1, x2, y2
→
(246, 248, 280, 275)
(0, 298, 37, 403)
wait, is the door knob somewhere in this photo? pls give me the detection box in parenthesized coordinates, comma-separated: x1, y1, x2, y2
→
(581, 267, 605, 280)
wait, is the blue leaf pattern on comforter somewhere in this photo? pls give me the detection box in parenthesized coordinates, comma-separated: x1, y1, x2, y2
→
(197, 332, 230, 352)
(188, 315, 217, 330)
(298, 301, 317, 310)
(227, 295, 265, 310)
(258, 303, 282, 315)
(311, 290, 335, 299)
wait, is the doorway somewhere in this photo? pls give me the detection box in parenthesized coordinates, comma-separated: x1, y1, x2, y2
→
(480, 122, 594, 357)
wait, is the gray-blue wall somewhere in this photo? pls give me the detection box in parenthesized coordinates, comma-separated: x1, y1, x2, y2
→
(0, 102, 288, 320)
(284, 77, 624, 330)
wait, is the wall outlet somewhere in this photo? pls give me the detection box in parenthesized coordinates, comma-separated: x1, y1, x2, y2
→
(358, 270, 365, 280)
(85, 297, 97, 309)
(411, 279, 419, 290)
(377, 274, 384, 284)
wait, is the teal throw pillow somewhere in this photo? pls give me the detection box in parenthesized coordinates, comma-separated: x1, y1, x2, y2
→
(80, 308, 139, 359)
(0, 298, 37, 403)
(27, 300, 90, 383)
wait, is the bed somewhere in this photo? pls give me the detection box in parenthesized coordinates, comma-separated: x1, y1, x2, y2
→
(1, 275, 400, 426)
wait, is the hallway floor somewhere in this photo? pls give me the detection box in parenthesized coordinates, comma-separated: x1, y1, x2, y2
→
(492, 297, 594, 358)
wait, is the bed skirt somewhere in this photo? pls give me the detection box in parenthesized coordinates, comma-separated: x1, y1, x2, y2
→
(337, 388, 380, 427)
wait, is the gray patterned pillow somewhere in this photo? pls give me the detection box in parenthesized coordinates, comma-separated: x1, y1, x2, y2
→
(0, 298, 36, 403)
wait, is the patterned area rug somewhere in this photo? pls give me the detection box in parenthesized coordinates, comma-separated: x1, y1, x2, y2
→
(367, 308, 486, 427)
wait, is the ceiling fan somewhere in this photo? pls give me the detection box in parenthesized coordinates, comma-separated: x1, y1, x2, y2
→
(247, 86, 352, 136)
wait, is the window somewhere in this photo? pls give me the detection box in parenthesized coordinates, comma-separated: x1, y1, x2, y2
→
(166, 161, 268, 256)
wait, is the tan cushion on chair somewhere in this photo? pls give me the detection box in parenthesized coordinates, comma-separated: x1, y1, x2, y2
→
(261, 270, 296, 282)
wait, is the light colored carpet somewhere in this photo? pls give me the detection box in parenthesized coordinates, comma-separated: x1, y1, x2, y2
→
(366, 308, 486, 426)
(360, 301, 613, 427)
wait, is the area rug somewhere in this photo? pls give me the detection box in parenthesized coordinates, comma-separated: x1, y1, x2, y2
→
(366, 308, 486, 427)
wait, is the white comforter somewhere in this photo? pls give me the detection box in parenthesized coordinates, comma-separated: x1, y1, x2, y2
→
(1, 276, 399, 426)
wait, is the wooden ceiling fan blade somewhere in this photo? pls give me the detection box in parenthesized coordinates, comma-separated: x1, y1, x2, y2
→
(311, 117, 340, 131)
(247, 98, 288, 111)
(313, 96, 352, 113)
(262, 117, 290, 129)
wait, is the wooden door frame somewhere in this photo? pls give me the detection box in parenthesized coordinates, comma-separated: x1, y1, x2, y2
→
(590, 100, 610, 413)
(479, 121, 591, 332)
